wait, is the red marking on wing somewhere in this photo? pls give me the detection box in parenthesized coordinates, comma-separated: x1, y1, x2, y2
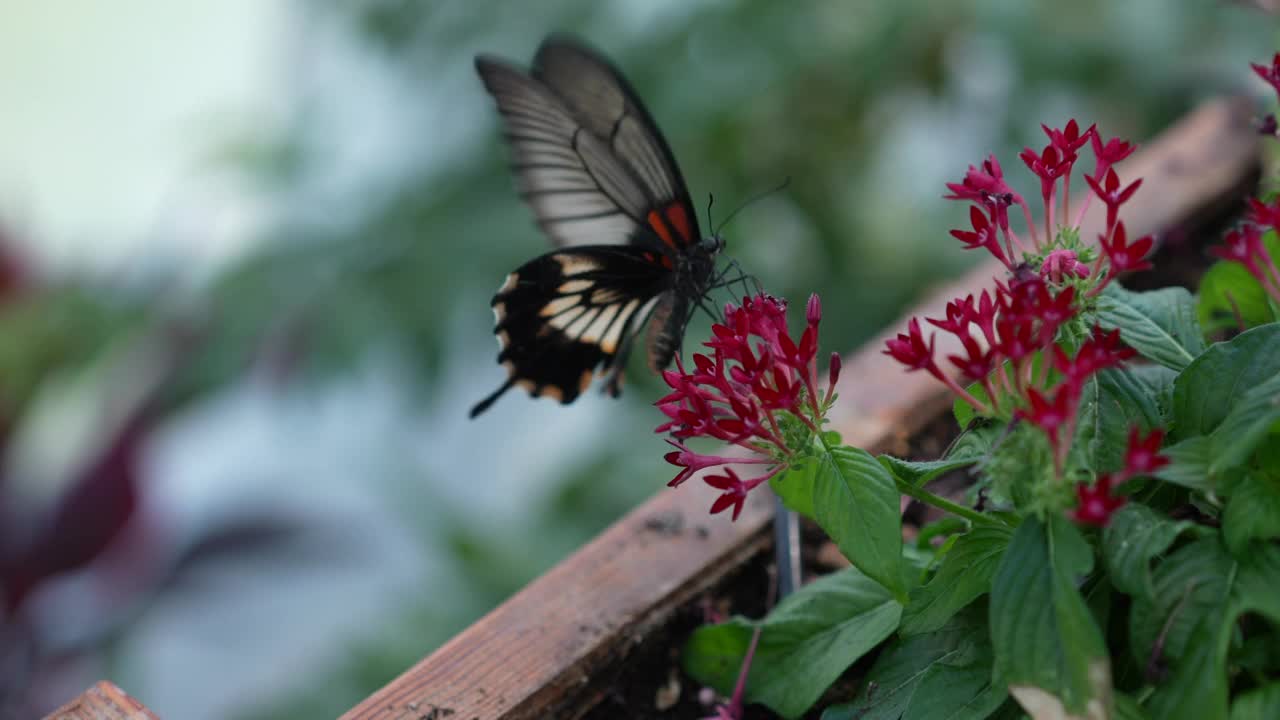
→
(642, 250, 674, 270)
(647, 209, 677, 249)
(665, 203, 693, 245)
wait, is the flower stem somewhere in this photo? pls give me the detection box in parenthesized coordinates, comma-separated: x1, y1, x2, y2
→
(892, 476, 1003, 527)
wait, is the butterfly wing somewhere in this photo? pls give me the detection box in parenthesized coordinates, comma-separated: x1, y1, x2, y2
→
(531, 36, 703, 251)
(469, 245, 669, 418)
(475, 54, 652, 248)
(474, 36, 703, 253)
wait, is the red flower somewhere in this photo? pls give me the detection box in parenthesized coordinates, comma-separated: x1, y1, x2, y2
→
(1071, 473, 1127, 527)
(1245, 197, 1280, 230)
(1017, 386, 1075, 446)
(1090, 130, 1137, 181)
(663, 439, 770, 488)
(1123, 427, 1169, 476)
(884, 317, 937, 372)
(657, 292, 838, 520)
(1030, 284, 1077, 344)
(1210, 223, 1280, 302)
(1085, 168, 1142, 233)
(1099, 221, 1154, 274)
(705, 467, 777, 522)
(950, 205, 1010, 267)
(947, 342, 994, 381)
(1020, 143, 1074, 214)
(1043, 119, 1093, 156)
(1069, 326, 1137, 380)
(1251, 52, 1280, 98)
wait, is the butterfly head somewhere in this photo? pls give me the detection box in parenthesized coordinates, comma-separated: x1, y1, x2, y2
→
(701, 233, 726, 254)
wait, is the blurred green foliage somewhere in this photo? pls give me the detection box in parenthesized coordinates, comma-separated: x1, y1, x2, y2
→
(5, 0, 1278, 718)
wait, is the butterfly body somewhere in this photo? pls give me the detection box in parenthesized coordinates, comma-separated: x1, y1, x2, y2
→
(470, 36, 720, 418)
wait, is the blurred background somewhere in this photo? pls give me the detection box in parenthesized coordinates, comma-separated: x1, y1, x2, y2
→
(0, 1, 1275, 717)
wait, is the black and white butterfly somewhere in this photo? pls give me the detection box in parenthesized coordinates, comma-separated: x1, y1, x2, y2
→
(470, 35, 730, 418)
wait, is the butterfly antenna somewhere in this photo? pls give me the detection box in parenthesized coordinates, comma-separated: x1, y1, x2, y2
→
(705, 193, 716, 235)
(713, 176, 792, 237)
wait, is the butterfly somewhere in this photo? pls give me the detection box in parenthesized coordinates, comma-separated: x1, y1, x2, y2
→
(469, 35, 730, 418)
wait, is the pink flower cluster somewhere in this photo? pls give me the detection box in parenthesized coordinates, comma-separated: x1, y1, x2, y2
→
(658, 293, 839, 520)
(944, 120, 1149, 293)
(886, 119, 1170, 526)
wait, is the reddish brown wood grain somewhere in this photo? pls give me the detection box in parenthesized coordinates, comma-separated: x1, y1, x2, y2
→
(337, 96, 1259, 720)
(41, 682, 160, 720)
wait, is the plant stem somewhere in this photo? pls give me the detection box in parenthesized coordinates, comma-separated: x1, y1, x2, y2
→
(892, 476, 1004, 527)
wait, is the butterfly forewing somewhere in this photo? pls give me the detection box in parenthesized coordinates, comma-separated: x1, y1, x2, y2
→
(475, 56, 651, 247)
(532, 38, 695, 224)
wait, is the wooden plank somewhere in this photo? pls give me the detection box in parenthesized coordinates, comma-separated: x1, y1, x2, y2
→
(339, 96, 1259, 720)
(42, 681, 160, 720)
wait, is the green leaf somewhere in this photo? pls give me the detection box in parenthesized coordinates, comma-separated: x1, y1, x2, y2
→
(1171, 323, 1280, 438)
(1143, 543, 1280, 720)
(772, 458, 819, 519)
(901, 525, 1015, 636)
(1223, 473, 1280, 555)
(683, 567, 902, 719)
(990, 516, 1111, 717)
(1102, 504, 1195, 598)
(879, 454, 979, 487)
(1153, 436, 1215, 491)
(822, 604, 1006, 720)
(1097, 284, 1206, 371)
(1231, 683, 1280, 720)
(1145, 613, 1230, 720)
(1207, 371, 1280, 475)
(1233, 542, 1280, 624)
(1076, 366, 1174, 472)
(1197, 231, 1280, 334)
(813, 445, 907, 600)
(1128, 538, 1232, 670)
(1115, 692, 1150, 720)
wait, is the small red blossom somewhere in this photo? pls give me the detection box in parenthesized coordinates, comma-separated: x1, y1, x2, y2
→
(1040, 249, 1091, 283)
(1085, 168, 1143, 233)
(1097, 221, 1154, 282)
(1246, 197, 1280, 230)
(664, 439, 771, 488)
(884, 317, 937, 372)
(1209, 223, 1280, 302)
(1017, 386, 1075, 447)
(1043, 120, 1093, 155)
(1123, 428, 1169, 476)
(1090, 130, 1137, 181)
(705, 468, 755, 521)
(950, 205, 1010, 267)
(1251, 52, 1280, 97)
(1020, 143, 1074, 216)
(1071, 473, 1127, 527)
(1260, 114, 1279, 138)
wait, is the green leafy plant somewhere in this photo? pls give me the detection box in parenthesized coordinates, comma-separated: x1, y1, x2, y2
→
(663, 60, 1280, 719)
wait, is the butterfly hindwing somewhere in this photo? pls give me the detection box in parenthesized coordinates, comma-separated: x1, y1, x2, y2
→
(469, 246, 669, 417)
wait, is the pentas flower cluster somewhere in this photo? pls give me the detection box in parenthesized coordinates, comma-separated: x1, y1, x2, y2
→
(944, 120, 1148, 295)
(887, 119, 1168, 527)
(1209, 199, 1280, 307)
(658, 293, 839, 521)
(1071, 427, 1169, 526)
(1252, 53, 1280, 137)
